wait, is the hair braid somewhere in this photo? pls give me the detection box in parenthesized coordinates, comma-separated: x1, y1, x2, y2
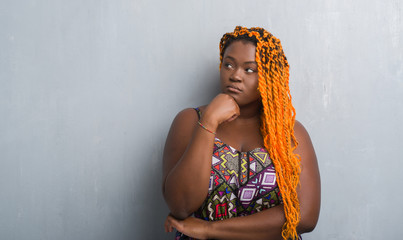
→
(219, 26, 301, 240)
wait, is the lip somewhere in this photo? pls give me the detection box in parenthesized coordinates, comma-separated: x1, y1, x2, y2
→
(226, 85, 242, 94)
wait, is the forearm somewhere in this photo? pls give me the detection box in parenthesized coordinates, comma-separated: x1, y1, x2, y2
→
(208, 205, 285, 240)
(164, 124, 216, 218)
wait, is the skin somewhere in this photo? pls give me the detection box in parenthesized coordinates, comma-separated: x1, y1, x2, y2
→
(162, 41, 321, 239)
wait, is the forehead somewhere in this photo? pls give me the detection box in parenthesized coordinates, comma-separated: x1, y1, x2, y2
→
(223, 41, 256, 62)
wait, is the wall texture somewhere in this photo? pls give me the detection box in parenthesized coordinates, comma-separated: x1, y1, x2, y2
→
(1, 0, 402, 239)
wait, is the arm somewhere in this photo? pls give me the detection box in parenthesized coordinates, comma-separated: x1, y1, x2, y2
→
(165, 204, 285, 240)
(162, 108, 216, 219)
(165, 120, 321, 239)
(162, 94, 240, 219)
(294, 120, 321, 233)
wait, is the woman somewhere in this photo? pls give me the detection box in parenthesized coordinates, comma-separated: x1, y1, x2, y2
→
(162, 26, 320, 240)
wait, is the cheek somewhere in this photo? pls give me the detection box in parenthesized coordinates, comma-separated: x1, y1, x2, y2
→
(248, 76, 259, 89)
(248, 77, 260, 97)
(219, 71, 226, 90)
(219, 70, 228, 84)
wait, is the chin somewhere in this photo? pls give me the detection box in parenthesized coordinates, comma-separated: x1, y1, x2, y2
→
(226, 92, 241, 102)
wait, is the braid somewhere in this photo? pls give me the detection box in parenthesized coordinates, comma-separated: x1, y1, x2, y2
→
(219, 26, 301, 240)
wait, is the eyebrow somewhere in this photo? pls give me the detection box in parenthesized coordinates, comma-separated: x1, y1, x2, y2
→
(224, 56, 257, 65)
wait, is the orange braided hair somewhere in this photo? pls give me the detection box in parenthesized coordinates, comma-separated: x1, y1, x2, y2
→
(219, 26, 301, 240)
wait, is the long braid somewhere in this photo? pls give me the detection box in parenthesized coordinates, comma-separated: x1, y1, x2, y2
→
(219, 26, 301, 240)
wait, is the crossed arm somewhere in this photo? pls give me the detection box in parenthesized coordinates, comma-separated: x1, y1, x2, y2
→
(162, 108, 320, 239)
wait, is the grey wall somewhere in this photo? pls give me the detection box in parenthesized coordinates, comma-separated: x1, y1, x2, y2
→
(1, 0, 402, 239)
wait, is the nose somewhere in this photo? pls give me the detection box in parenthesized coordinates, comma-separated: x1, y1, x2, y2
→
(230, 68, 242, 82)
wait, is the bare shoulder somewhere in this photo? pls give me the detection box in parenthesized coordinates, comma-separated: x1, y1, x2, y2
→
(293, 120, 317, 165)
(294, 120, 311, 141)
(170, 106, 207, 126)
(169, 108, 199, 134)
(164, 108, 199, 152)
(293, 120, 315, 150)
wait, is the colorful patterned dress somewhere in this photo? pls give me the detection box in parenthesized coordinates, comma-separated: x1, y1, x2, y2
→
(175, 108, 294, 240)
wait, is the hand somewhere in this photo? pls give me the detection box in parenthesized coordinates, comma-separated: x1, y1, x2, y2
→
(164, 214, 210, 240)
(202, 93, 240, 129)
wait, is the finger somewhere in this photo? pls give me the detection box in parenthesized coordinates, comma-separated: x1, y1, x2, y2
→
(164, 217, 170, 232)
(233, 101, 240, 115)
(226, 114, 238, 123)
(169, 216, 178, 227)
(168, 217, 182, 232)
(166, 219, 175, 232)
(166, 223, 173, 233)
(165, 215, 176, 232)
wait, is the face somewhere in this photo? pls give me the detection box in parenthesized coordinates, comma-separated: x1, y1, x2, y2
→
(220, 40, 260, 107)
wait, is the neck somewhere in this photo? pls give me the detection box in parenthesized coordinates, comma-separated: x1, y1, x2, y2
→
(236, 100, 262, 121)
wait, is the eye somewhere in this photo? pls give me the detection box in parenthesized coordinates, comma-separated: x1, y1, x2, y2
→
(245, 68, 256, 73)
(224, 63, 234, 69)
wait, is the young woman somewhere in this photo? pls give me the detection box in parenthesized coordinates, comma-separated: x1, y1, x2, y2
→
(162, 26, 320, 240)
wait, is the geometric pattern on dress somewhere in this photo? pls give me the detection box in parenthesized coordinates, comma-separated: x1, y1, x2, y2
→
(193, 137, 282, 223)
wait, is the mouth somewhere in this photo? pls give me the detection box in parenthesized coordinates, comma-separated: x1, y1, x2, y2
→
(226, 85, 242, 94)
